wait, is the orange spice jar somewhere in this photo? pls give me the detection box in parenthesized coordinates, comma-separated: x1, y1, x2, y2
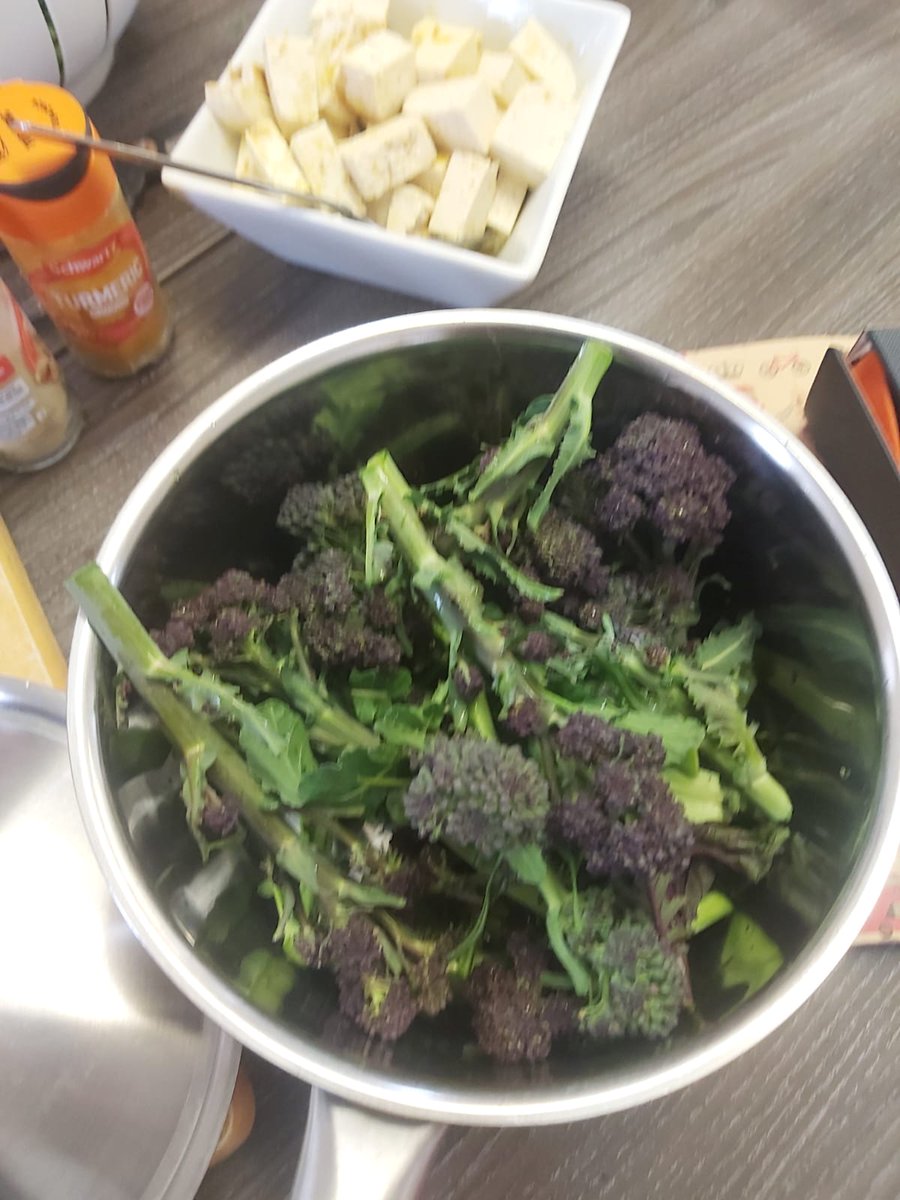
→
(0, 81, 171, 378)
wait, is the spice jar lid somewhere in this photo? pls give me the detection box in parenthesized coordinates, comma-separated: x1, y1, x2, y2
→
(0, 677, 241, 1199)
(0, 81, 118, 241)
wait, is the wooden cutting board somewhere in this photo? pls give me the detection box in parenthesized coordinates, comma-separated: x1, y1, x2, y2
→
(0, 515, 67, 688)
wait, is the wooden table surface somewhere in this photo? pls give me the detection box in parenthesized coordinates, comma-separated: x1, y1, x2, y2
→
(3, 1, 899, 1197)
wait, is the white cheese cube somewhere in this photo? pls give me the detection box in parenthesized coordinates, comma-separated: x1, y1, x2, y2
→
(508, 18, 577, 102)
(412, 152, 449, 198)
(429, 150, 498, 245)
(403, 77, 498, 155)
(205, 63, 273, 134)
(477, 49, 528, 107)
(411, 18, 482, 82)
(290, 120, 365, 216)
(486, 167, 528, 238)
(340, 30, 417, 123)
(383, 184, 435, 234)
(340, 114, 437, 202)
(264, 35, 318, 137)
(242, 118, 310, 193)
(490, 84, 576, 186)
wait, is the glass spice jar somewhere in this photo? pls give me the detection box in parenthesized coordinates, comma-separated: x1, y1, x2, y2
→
(0, 280, 80, 472)
(0, 81, 171, 378)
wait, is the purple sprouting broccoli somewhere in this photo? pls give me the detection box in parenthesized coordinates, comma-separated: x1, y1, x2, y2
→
(452, 660, 485, 701)
(529, 509, 609, 597)
(323, 915, 420, 1041)
(468, 932, 576, 1062)
(517, 630, 559, 663)
(404, 734, 550, 856)
(153, 569, 277, 655)
(150, 562, 385, 751)
(551, 716, 691, 880)
(565, 887, 686, 1040)
(276, 473, 367, 552)
(592, 414, 735, 551)
(553, 760, 693, 880)
(553, 713, 666, 769)
(200, 787, 240, 839)
(580, 922, 685, 1039)
(273, 548, 355, 617)
(502, 697, 548, 738)
(406, 932, 456, 1016)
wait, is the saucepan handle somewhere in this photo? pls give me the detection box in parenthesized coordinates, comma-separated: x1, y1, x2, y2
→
(290, 1088, 445, 1200)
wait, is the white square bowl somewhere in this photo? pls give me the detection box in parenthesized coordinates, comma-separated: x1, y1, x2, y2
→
(163, 0, 630, 306)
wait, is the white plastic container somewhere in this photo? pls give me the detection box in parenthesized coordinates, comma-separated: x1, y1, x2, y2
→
(2, 0, 140, 103)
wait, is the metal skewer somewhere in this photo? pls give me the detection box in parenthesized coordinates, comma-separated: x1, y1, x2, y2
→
(7, 118, 367, 222)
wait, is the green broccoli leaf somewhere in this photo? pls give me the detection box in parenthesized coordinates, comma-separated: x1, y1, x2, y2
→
(692, 616, 759, 675)
(239, 698, 312, 806)
(615, 709, 706, 767)
(719, 913, 783, 999)
(237, 948, 297, 1014)
(664, 766, 727, 824)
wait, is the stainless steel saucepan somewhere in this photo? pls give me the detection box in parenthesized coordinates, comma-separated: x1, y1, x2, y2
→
(67, 311, 900, 1199)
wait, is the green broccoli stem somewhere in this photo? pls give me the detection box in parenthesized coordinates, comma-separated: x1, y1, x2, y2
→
(201, 628, 379, 752)
(361, 451, 545, 715)
(504, 844, 592, 996)
(691, 890, 734, 934)
(702, 740, 793, 823)
(466, 340, 613, 525)
(68, 565, 400, 912)
(468, 691, 497, 739)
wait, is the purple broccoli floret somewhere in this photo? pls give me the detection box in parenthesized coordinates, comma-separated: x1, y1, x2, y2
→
(552, 760, 693, 880)
(529, 509, 609, 596)
(593, 414, 735, 550)
(580, 923, 685, 1040)
(468, 933, 572, 1062)
(553, 714, 666, 770)
(404, 734, 550, 856)
(323, 915, 420, 1041)
(517, 630, 559, 663)
(502, 697, 547, 738)
(452, 660, 484, 701)
(276, 473, 367, 546)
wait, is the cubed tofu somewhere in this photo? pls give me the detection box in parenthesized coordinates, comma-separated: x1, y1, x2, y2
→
(508, 18, 577, 102)
(383, 184, 435, 234)
(264, 35, 318, 137)
(367, 191, 393, 225)
(290, 120, 365, 216)
(429, 150, 498, 244)
(340, 30, 417, 123)
(486, 167, 528, 238)
(477, 49, 528, 107)
(478, 227, 508, 256)
(411, 17, 481, 82)
(403, 76, 498, 155)
(311, 0, 389, 45)
(490, 84, 575, 186)
(412, 152, 449, 198)
(205, 63, 273, 134)
(314, 48, 360, 139)
(340, 114, 437, 201)
(242, 118, 310, 193)
(235, 133, 264, 181)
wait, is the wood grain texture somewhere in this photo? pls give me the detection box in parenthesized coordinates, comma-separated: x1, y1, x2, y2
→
(1, 0, 898, 1196)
